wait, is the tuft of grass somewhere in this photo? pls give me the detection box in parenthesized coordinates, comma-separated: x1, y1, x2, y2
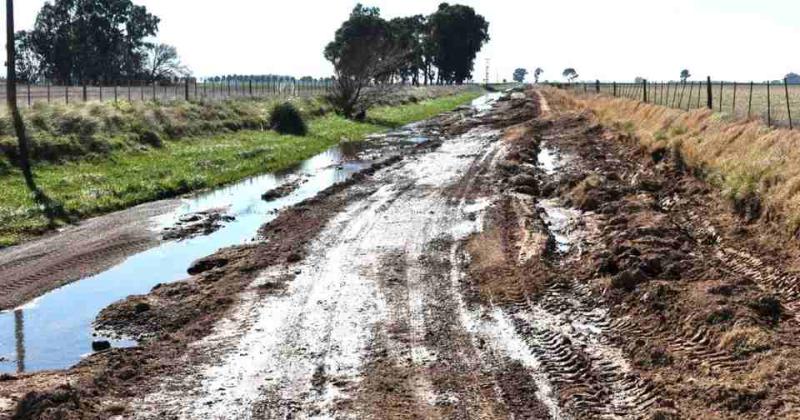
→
(0, 89, 483, 247)
(269, 102, 307, 136)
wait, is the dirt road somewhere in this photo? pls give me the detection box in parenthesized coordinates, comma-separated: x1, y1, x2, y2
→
(6, 88, 800, 419)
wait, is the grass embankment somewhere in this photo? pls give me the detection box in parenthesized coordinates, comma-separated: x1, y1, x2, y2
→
(0, 89, 483, 247)
(545, 86, 800, 237)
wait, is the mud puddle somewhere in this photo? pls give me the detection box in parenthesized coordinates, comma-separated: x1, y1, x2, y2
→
(0, 127, 432, 374)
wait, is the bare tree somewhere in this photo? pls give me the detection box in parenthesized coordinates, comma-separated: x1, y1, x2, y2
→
(145, 43, 189, 81)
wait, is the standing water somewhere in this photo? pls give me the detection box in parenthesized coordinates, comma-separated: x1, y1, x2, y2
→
(0, 142, 383, 373)
(0, 93, 499, 374)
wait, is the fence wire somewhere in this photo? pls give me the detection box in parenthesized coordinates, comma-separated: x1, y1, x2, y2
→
(559, 79, 799, 129)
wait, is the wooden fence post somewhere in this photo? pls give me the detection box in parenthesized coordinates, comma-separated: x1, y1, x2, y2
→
(643, 79, 648, 103)
(114, 83, 118, 103)
(249, 80, 253, 96)
(47, 82, 50, 103)
(767, 82, 771, 127)
(66, 85, 69, 104)
(613, 82, 617, 97)
(595, 79, 600, 94)
(82, 83, 87, 102)
(732, 82, 737, 115)
(185, 78, 190, 101)
(748, 81, 754, 118)
(686, 82, 694, 110)
(785, 78, 793, 130)
(26, 83, 31, 107)
(706, 76, 713, 109)
(719, 81, 724, 112)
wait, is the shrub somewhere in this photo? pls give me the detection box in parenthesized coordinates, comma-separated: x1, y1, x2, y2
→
(269, 102, 307, 136)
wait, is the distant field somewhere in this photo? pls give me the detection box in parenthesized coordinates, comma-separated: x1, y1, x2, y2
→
(566, 81, 800, 128)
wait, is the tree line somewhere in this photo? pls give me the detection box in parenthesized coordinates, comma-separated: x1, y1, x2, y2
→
(14, 0, 187, 85)
(325, 3, 489, 87)
(324, 3, 489, 118)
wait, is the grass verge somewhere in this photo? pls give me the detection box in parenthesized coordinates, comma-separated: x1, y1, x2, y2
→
(545, 86, 800, 238)
(0, 90, 483, 247)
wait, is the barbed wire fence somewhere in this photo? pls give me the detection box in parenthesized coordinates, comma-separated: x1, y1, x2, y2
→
(556, 77, 799, 129)
(0, 78, 336, 108)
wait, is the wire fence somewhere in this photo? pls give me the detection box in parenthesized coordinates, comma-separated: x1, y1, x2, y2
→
(0, 78, 335, 108)
(558, 78, 800, 129)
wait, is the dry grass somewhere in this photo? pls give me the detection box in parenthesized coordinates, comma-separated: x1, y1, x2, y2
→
(544, 86, 800, 236)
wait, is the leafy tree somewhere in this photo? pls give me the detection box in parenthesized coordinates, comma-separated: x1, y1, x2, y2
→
(534, 67, 543, 83)
(427, 3, 489, 84)
(562, 68, 578, 82)
(144, 43, 188, 81)
(324, 4, 407, 118)
(14, 31, 42, 83)
(680, 69, 691, 82)
(513, 68, 528, 83)
(785, 73, 800, 84)
(21, 0, 160, 84)
(389, 15, 426, 85)
(634, 76, 645, 83)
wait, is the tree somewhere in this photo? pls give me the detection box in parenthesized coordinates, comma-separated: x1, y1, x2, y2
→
(785, 73, 800, 84)
(634, 76, 645, 83)
(324, 4, 408, 118)
(534, 67, 543, 83)
(562, 68, 578, 83)
(21, 0, 160, 84)
(427, 3, 489, 84)
(144, 43, 188, 81)
(680, 69, 691, 82)
(389, 15, 426, 85)
(513, 68, 528, 83)
(14, 31, 42, 83)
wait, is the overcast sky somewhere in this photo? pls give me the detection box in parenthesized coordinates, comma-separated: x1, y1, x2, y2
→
(3, 0, 799, 82)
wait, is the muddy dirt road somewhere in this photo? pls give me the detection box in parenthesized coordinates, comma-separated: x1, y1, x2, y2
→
(6, 88, 800, 419)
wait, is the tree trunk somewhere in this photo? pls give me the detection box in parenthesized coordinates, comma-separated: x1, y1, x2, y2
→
(6, 0, 37, 193)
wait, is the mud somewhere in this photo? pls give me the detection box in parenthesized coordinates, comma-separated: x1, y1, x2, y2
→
(161, 209, 236, 241)
(6, 87, 800, 419)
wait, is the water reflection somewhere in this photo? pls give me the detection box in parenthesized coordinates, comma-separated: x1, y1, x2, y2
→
(15, 310, 24, 373)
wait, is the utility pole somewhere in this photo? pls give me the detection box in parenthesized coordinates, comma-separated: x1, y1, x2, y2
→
(6, 0, 37, 193)
(484, 58, 490, 87)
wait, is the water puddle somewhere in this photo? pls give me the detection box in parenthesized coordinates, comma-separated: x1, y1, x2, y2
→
(538, 144, 563, 175)
(472, 92, 504, 115)
(0, 130, 429, 374)
(538, 199, 581, 254)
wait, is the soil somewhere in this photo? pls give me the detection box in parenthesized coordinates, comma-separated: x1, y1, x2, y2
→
(0, 199, 179, 311)
(161, 209, 236, 241)
(5, 87, 800, 419)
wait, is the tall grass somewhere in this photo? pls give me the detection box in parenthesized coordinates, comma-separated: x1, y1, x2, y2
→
(545, 86, 800, 237)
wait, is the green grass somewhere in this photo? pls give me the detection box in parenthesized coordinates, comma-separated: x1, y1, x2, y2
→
(0, 90, 483, 247)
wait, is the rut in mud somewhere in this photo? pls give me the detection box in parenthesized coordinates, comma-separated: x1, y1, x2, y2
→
(9, 88, 800, 419)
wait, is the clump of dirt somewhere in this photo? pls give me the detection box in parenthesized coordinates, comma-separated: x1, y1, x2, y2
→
(261, 176, 307, 201)
(161, 209, 235, 241)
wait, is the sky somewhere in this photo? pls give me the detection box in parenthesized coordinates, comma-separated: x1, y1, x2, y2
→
(2, 0, 799, 82)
